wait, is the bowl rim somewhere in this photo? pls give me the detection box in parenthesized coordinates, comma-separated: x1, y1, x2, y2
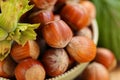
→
(92, 19, 99, 45)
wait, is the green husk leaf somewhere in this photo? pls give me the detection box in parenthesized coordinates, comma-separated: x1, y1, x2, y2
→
(91, 0, 120, 60)
(0, 28, 8, 41)
(0, 40, 12, 61)
(8, 23, 40, 46)
(0, 0, 33, 32)
(0, 0, 39, 60)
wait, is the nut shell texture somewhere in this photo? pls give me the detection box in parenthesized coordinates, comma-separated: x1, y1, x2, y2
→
(15, 58, 45, 80)
(42, 20, 73, 48)
(66, 36, 96, 63)
(61, 3, 90, 30)
(42, 48, 69, 77)
(80, 62, 110, 80)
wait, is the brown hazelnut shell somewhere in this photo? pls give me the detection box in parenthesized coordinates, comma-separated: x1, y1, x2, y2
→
(42, 20, 73, 48)
(42, 48, 69, 77)
(66, 36, 96, 63)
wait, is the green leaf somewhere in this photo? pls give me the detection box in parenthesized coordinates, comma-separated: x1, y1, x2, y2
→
(0, 0, 38, 60)
(17, 0, 33, 20)
(0, 0, 33, 32)
(8, 23, 40, 46)
(0, 40, 12, 61)
(91, 0, 120, 60)
(0, 28, 8, 41)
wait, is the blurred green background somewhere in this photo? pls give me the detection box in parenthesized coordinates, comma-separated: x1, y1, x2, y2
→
(91, 0, 120, 60)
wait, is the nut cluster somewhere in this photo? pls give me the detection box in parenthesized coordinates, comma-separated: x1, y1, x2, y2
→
(75, 48, 117, 80)
(0, 0, 109, 80)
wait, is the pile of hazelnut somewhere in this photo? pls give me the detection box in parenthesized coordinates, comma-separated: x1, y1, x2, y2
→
(0, 0, 117, 80)
(75, 47, 117, 80)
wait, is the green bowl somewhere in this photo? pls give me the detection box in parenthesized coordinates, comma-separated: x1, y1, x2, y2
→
(46, 19, 99, 80)
(0, 77, 9, 80)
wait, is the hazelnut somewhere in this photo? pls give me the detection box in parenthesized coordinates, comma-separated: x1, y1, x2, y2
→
(60, 3, 91, 30)
(42, 20, 73, 48)
(80, 0, 96, 19)
(94, 48, 117, 71)
(10, 40, 40, 63)
(66, 36, 96, 63)
(78, 62, 110, 80)
(75, 27, 92, 39)
(15, 58, 45, 80)
(42, 48, 69, 77)
(29, 10, 54, 24)
(54, 15, 61, 21)
(0, 56, 16, 78)
(30, 0, 57, 10)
